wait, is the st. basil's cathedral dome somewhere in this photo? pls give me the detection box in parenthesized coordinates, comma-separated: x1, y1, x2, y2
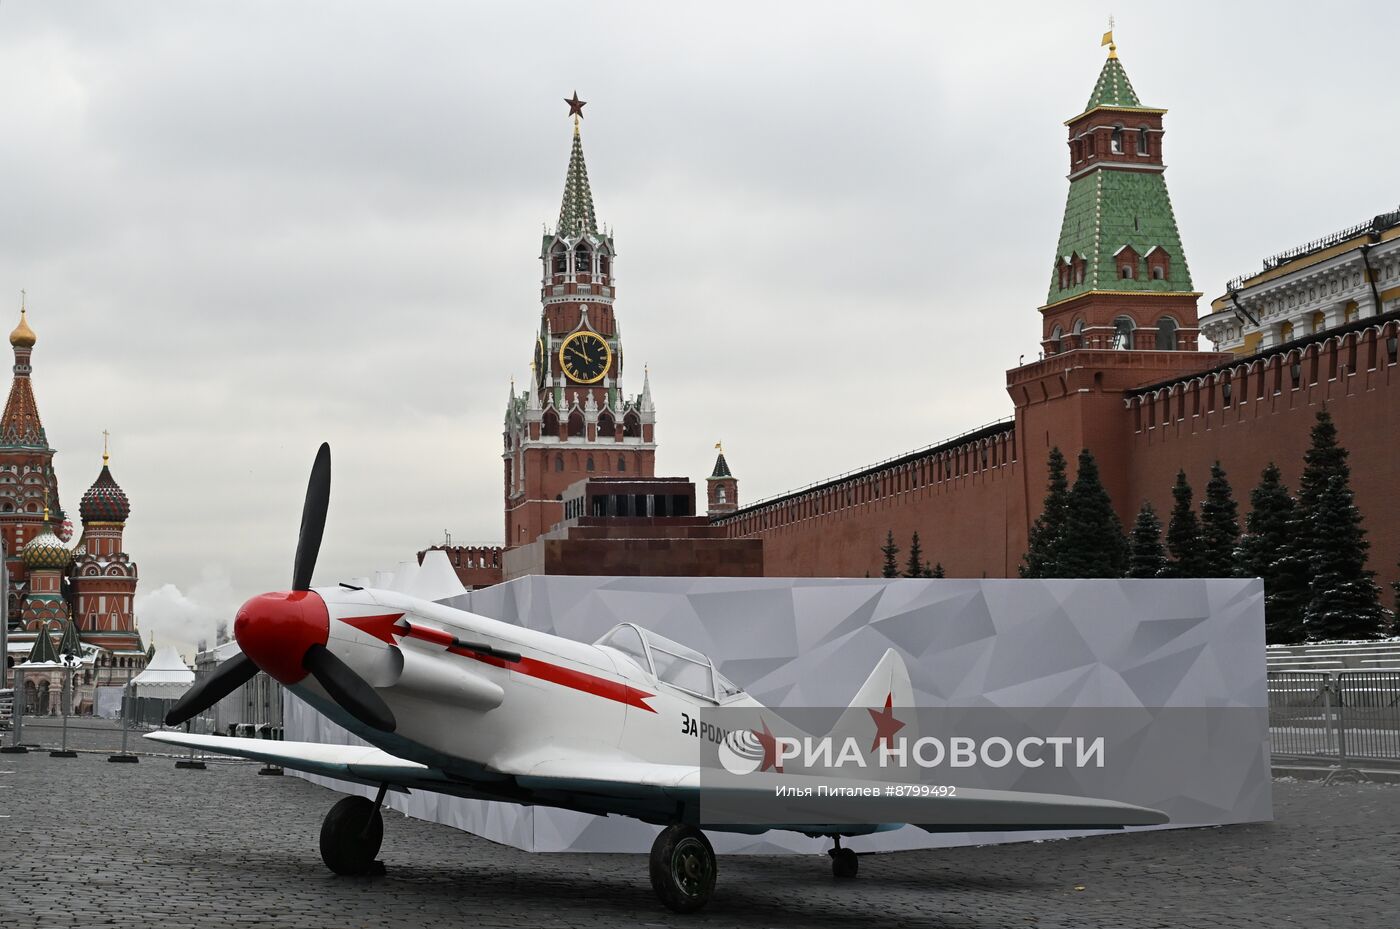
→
(79, 459, 130, 524)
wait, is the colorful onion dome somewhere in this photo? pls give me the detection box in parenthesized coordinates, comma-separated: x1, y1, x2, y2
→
(80, 462, 130, 523)
(22, 524, 71, 570)
(9, 307, 35, 348)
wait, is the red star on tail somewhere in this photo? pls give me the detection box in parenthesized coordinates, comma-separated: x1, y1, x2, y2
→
(867, 692, 906, 753)
(754, 718, 784, 773)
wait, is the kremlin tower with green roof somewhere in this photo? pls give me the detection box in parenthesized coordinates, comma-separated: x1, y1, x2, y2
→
(1039, 32, 1204, 356)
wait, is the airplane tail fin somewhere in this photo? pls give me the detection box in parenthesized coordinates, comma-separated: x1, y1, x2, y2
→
(824, 648, 916, 748)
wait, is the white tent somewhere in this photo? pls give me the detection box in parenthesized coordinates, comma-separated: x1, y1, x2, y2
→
(130, 645, 195, 699)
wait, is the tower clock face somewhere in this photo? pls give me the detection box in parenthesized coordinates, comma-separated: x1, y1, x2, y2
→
(559, 331, 611, 384)
(534, 337, 546, 383)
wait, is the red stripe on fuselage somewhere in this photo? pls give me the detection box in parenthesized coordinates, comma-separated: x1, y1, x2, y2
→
(397, 620, 656, 713)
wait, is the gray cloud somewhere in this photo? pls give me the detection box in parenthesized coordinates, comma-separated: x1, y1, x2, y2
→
(0, 2, 1395, 651)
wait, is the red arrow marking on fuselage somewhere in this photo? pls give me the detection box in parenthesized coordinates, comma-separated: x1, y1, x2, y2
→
(340, 613, 406, 645)
(449, 645, 657, 713)
(341, 614, 656, 713)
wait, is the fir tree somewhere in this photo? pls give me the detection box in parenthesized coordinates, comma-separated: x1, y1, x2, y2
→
(929, 562, 945, 578)
(1200, 461, 1240, 577)
(1303, 475, 1390, 640)
(1056, 450, 1129, 578)
(1020, 447, 1070, 578)
(1127, 502, 1166, 579)
(904, 532, 925, 579)
(880, 530, 900, 579)
(1163, 470, 1210, 578)
(1235, 464, 1305, 644)
(1296, 410, 1349, 515)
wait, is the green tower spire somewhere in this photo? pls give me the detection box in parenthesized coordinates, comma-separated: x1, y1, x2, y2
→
(1046, 43, 1195, 308)
(26, 622, 59, 663)
(556, 120, 598, 238)
(1084, 55, 1141, 112)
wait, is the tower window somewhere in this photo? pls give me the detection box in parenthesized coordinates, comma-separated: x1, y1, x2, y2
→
(1121, 265, 1134, 279)
(1112, 316, 1136, 350)
(1152, 267, 1164, 280)
(618, 456, 626, 472)
(574, 246, 592, 275)
(1156, 317, 1179, 351)
(1049, 324, 1063, 354)
(552, 244, 567, 275)
(555, 454, 564, 472)
(717, 485, 727, 504)
(1111, 126, 1124, 154)
(1139, 127, 1150, 156)
(599, 254, 610, 276)
(586, 455, 595, 472)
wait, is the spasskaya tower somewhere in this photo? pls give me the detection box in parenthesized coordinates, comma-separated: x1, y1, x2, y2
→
(502, 93, 657, 548)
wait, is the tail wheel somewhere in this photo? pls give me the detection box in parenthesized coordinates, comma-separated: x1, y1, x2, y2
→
(319, 795, 384, 876)
(649, 824, 716, 913)
(831, 846, 859, 879)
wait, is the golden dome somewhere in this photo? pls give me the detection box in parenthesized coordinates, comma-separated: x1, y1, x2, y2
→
(9, 307, 35, 348)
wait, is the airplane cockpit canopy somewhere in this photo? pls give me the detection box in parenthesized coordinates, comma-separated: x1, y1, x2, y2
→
(595, 623, 744, 702)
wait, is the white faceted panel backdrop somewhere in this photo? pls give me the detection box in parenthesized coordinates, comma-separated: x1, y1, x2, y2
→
(286, 577, 1270, 853)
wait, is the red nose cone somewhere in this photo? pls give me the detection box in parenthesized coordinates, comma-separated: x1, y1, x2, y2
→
(234, 590, 329, 685)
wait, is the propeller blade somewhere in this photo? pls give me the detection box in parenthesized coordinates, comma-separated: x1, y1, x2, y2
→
(164, 652, 260, 726)
(303, 643, 396, 732)
(292, 443, 332, 591)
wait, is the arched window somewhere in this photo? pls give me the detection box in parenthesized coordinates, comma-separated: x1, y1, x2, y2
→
(1138, 127, 1150, 156)
(551, 243, 567, 275)
(1156, 317, 1179, 351)
(717, 485, 727, 504)
(574, 245, 592, 276)
(1111, 126, 1124, 154)
(1152, 266, 1164, 280)
(1049, 324, 1063, 353)
(586, 455, 595, 472)
(567, 411, 585, 438)
(617, 456, 627, 472)
(554, 454, 564, 472)
(1112, 316, 1136, 350)
(1121, 264, 1134, 279)
(542, 410, 559, 436)
(597, 411, 615, 438)
(623, 412, 641, 438)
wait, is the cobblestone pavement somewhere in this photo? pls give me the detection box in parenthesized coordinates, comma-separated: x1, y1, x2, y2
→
(2, 748, 1397, 929)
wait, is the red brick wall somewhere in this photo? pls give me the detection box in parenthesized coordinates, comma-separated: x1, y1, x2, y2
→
(719, 318, 1400, 591)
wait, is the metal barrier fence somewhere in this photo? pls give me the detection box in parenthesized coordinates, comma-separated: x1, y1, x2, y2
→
(3, 665, 284, 760)
(1268, 670, 1400, 765)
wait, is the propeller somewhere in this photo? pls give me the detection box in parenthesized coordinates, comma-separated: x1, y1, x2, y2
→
(293, 443, 332, 591)
(164, 651, 259, 726)
(303, 644, 396, 732)
(164, 442, 396, 733)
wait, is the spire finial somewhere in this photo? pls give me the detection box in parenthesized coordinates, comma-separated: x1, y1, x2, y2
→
(565, 90, 586, 127)
(102, 429, 110, 466)
(714, 441, 724, 454)
(43, 485, 50, 523)
(1102, 16, 1117, 59)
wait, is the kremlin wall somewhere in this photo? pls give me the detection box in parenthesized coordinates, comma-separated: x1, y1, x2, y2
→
(420, 43, 1400, 597)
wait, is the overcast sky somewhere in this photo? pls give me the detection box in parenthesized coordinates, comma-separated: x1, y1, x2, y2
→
(1, 2, 1396, 654)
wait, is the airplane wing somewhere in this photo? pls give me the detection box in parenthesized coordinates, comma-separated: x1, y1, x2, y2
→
(511, 757, 1168, 833)
(142, 731, 446, 792)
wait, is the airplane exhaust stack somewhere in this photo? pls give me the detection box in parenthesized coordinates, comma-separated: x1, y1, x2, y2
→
(393, 646, 506, 711)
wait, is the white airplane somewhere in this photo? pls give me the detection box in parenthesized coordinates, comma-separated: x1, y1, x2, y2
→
(151, 445, 1167, 913)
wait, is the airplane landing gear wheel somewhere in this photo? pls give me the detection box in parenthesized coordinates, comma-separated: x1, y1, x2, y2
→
(320, 795, 384, 876)
(831, 846, 859, 879)
(649, 824, 716, 913)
